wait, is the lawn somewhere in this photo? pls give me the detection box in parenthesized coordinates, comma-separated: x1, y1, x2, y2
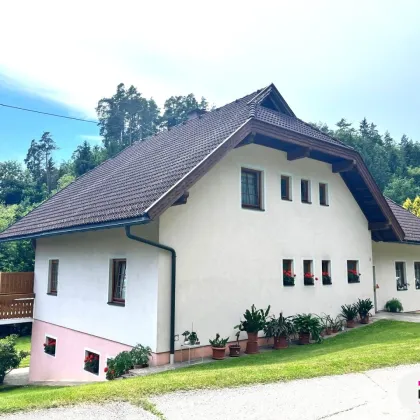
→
(15, 336, 31, 368)
(1, 320, 420, 415)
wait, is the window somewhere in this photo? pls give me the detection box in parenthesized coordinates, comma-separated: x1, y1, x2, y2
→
(415, 262, 420, 290)
(111, 259, 127, 304)
(303, 260, 314, 286)
(396, 262, 407, 291)
(241, 168, 262, 209)
(281, 175, 291, 201)
(48, 259, 59, 295)
(44, 336, 56, 357)
(283, 259, 295, 286)
(301, 179, 311, 203)
(322, 260, 332, 285)
(347, 260, 360, 283)
(84, 350, 100, 375)
(319, 183, 329, 206)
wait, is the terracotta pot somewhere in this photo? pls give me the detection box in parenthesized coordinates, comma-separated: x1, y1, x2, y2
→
(245, 332, 259, 354)
(273, 336, 288, 349)
(212, 347, 227, 360)
(299, 332, 310, 345)
(346, 319, 355, 328)
(325, 328, 333, 336)
(229, 344, 241, 357)
(360, 316, 369, 324)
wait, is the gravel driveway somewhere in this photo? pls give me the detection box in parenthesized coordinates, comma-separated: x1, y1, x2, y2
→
(3, 364, 420, 419)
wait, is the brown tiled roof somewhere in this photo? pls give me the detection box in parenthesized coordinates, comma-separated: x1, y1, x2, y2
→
(0, 83, 405, 242)
(385, 197, 420, 242)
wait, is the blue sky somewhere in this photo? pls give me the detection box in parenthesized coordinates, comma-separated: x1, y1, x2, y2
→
(1, 0, 419, 163)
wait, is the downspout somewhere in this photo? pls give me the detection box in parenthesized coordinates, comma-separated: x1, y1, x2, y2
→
(124, 225, 177, 364)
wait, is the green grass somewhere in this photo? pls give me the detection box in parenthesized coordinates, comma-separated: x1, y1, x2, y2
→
(15, 336, 31, 368)
(1, 320, 420, 414)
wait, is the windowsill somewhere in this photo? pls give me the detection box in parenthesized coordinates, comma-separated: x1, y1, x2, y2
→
(281, 198, 292, 202)
(283, 284, 295, 287)
(241, 206, 265, 212)
(47, 292, 57, 296)
(301, 201, 312, 205)
(320, 203, 330, 207)
(44, 352, 56, 358)
(322, 282, 333, 286)
(397, 289, 408, 292)
(107, 301, 125, 307)
(348, 280, 360, 284)
(84, 369, 99, 376)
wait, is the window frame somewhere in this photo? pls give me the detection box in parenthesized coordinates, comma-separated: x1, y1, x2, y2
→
(44, 334, 57, 358)
(319, 182, 329, 206)
(414, 262, 420, 290)
(301, 179, 311, 204)
(347, 260, 360, 283)
(48, 259, 59, 295)
(281, 175, 292, 201)
(83, 348, 100, 376)
(303, 259, 314, 286)
(395, 261, 408, 291)
(241, 167, 263, 210)
(110, 259, 127, 305)
(282, 259, 295, 287)
(322, 260, 332, 285)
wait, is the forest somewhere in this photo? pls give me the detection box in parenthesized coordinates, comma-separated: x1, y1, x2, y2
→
(1, 83, 419, 272)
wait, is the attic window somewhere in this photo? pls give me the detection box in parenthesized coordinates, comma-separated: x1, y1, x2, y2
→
(261, 96, 279, 111)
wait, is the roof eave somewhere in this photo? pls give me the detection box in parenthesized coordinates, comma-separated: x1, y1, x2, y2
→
(0, 214, 151, 243)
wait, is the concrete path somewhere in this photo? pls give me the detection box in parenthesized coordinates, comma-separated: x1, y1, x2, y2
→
(3, 368, 29, 386)
(375, 311, 420, 323)
(3, 364, 420, 419)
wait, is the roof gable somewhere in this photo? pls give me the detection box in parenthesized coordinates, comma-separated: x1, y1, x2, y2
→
(248, 84, 296, 117)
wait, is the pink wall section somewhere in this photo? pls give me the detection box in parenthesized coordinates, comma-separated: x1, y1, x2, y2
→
(29, 320, 133, 382)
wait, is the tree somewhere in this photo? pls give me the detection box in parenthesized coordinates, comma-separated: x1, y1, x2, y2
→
(403, 197, 420, 217)
(384, 177, 420, 204)
(96, 84, 160, 156)
(72, 141, 96, 176)
(0, 161, 27, 205)
(161, 94, 209, 128)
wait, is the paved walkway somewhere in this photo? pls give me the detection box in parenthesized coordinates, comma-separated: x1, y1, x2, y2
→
(375, 311, 420, 323)
(3, 364, 420, 419)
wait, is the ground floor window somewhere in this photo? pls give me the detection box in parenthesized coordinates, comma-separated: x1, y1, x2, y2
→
(322, 260, 332, 285)
(347, 260, 360, 283)
(44, 336, 56, 356)
(84, 350, 100, 375)
(415, 262, 420, 290)
(396, 262, 407, 291)
(283, 259, 295, 286)
(303, 260, 314, 286)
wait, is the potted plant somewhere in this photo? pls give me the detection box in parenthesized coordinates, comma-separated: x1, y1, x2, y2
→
(182, 330, 200, 345)
(322, 271, 332, 285)
(229, 331, 241, 357)
(283, 270, 296, 286)
(356, 298, 374, 324)
(318, 314, 333, 335)
(304, 272, 317, 286)
(130, 344, 152, 369)
(293, 313, 323, 344)
(348, 269, 361, 283)
(43, 338, 56, 355)
(235, 304, 270, 354)
(340, 304, 358, 328)
(264, 312, 295, 349)
(384, 298, 403, 313)
(209, 333, 229, 360)
(331, 316, 343, 333)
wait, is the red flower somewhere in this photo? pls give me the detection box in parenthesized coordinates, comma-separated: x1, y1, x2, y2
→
(43, 343, 47, 347)
(104, 367, 109, 373)
(111, 370, 115, 374)
(315, 277, 319, 281)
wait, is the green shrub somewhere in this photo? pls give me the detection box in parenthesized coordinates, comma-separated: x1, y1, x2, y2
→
(385, 298, 403, 313)
(105, 350, 134, 380)
(293, 313, 323, 343)
(235, 304, 271, 333)
(209, 333, 229, 348)
(0, 335, 29, 384)
(130, 344, 152, 367)
(356, 298, 374, 318)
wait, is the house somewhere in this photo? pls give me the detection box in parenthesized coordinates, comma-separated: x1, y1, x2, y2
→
(1, 84, 419, 382)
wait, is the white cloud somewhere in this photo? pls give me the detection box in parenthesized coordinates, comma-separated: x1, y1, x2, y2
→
(1, 0, 419, 140)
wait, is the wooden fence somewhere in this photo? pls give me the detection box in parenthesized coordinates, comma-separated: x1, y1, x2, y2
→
(0, 272, 34, 295)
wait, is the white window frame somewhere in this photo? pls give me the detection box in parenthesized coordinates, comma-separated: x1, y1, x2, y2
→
(108, 257, 128, 304)
(44, 334, 58, 358)
(239, 165, 266, 211)
(319, 182, 329, 206)
(347, 259, 360, 283)
(300, 179, 312, 204)
(83, 347, 101, 375)
(395, 260, 408, 291)
(47, 258, 59, 295)
(280, 173, 293, 201)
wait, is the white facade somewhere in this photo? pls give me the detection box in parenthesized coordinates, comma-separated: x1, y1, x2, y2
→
(34, 223, 160, 350)
(373, 241, 420, 312)
(158, 144, 375, 352)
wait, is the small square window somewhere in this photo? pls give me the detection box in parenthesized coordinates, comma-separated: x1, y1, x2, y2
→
(347, 260, 360, 283)
(281, 176, 292, 201)
(44, 336, 56, 357)
(84, 350, 100, 375)
(396, 262, 407, 291)
(110, 259, 127, 304)
(322, 260, 332, 285)
(319, 183, 329, 206)
(301, 180, 311, 204)
(283, 259, 295, 286)
(48, 260, 59, 295)
(415, 262, 420, 290)
(241, 168, 263, 210)
(303, 260, 314, 286)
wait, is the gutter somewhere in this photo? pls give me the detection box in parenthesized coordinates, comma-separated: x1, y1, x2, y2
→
(124, 225, 177, 365)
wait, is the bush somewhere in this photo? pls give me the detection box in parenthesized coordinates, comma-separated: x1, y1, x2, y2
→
(130, 344, 151, 367)
(105, 351, 133, 380)
(0, 335, 29, 384)
(385, 298, 403, 313)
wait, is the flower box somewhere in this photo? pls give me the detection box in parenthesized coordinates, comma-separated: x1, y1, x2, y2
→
(322, 272, 332, 285)
(283, 270, 296, 286)
(348, 270, 360, 283)
(304, 272, 317, 286)
(84, 351, 100, 375)
(43, 338, 56, 356)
